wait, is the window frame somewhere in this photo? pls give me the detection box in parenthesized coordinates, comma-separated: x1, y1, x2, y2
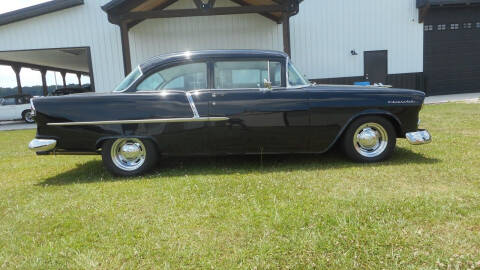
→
(131, 60, 209, 93)
(211, 57, 287, 91)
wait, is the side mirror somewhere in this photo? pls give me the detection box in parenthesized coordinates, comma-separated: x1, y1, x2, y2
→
(263, 79, 272, 90)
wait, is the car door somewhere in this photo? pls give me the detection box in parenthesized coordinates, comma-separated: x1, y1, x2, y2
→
(0, 97, 18, 121)
(207, 59, 310, 154)
(132, 61, 211, 155)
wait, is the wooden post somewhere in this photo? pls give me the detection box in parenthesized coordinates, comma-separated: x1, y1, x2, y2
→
(77, 73, 82, 87)
(120, 22, 132, 76)
(282, 13, 291, 57)
(40, 69, 48, 96)
(60, 71, 67, 87)
(11, 65, 23, 95)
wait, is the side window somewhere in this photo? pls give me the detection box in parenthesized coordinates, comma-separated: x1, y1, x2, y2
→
(136, 62, 207, 91)
(288, 62, 309, 87)
(2, 98, 16, 105)
(214, 60, 282, 89)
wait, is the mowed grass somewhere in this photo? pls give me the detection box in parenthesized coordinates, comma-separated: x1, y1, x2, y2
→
(0, 103, 479, 269)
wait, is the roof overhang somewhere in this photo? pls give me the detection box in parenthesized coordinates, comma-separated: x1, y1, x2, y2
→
(0, 0, 84, 27)
(0, 48, 90, 74)
(102, 0, 303, 26)
(417, 0, 480, 8)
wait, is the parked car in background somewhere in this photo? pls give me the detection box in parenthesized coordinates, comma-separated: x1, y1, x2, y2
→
(0, 94, 34, 123)
(51, 87, 92, 96)
(29, 50, 431, 176)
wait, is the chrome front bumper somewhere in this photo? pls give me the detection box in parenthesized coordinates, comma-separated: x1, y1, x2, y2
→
(406, 129, 432, 145)
(28, 139, 57, 152)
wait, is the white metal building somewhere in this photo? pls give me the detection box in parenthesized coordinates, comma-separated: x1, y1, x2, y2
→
(0, 0, 478, 95)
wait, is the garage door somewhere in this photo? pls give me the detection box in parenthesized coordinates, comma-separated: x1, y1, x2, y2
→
(423, 6, 480, 95)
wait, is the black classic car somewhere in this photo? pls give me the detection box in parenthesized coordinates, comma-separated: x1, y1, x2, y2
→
(28, 50, 431, 176)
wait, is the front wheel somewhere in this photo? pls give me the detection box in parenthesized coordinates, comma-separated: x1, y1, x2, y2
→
(342, 116, 396, 162)
(102, 138, 158, 177)
(22, 110, 35, 123)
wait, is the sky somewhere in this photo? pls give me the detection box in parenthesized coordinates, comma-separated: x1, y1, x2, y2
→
(0, 1, 87, 89)
(0, 0, 51, 14)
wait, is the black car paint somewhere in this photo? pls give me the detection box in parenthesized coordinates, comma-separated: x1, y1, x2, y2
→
(32, 50, 425, 156)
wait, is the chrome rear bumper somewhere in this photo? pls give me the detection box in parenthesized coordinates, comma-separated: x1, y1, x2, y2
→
(406, 129, 432, 145)
(28, 139, 57, 152)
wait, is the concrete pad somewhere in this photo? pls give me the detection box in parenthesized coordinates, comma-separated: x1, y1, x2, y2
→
(425, 93, 480, 104)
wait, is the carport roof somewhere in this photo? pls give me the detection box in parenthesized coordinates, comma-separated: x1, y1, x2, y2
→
(102, 0, 303, 24)
(0, 0, 84, 27)
(417, 0, 480, 8)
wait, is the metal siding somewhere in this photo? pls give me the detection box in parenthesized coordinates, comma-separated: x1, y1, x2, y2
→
(290, 0, 424, 80)
(0, 0, 424, 91)
(0, 0, 124, 92)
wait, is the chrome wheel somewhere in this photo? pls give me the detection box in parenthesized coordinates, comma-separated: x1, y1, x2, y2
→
(110, 138, 146, 171)
(353, 123, 388, 158)
(24, 111, 34, 123)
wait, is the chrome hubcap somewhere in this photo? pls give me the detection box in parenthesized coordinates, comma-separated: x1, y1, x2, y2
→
(25, 112, 33, 123)
(353, 123, 388, 158)
(111, 138, 146, 171)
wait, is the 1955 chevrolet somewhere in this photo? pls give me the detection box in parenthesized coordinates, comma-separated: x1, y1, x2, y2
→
(28, 50, 431, 176)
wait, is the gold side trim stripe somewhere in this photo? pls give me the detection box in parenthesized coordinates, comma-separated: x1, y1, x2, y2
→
(47, 117, 229, 126)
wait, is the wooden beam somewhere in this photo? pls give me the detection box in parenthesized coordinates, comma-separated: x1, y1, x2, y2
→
(0, 59, 89, 75)
(418, 3, 430, 23)
(40, 69, 48, 96)
(192, 0, 203, 9)
(127, 0, 178, 29)
(117, 5, 287, 21)
(120, 22, 132, 76)
(11, 65, 23, 95)
(77, 73, 82, 87)
(229, 0, 281, 23)
(282, 14, 291, 56)
(60, 71, 67, 87)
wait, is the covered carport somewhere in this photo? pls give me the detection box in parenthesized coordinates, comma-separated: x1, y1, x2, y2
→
(101, 0, 302, 76)
(0, 47, 94, 96)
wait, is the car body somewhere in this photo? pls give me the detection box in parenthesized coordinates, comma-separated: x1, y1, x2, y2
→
(0, 94, 35, 123)
(29, 50, 431, 176)
(51, 87, 92, 96)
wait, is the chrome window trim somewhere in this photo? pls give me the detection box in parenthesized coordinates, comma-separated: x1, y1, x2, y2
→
(47, 117, 229, 126)
(286, 57, 311, 89)
(185, 91, 200, 118)
(113, 66, 143, 93)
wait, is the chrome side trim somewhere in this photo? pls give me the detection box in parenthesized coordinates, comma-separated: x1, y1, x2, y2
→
(28, 139, 57, 152)
(406, 129, 432, 145)
(185, 91, 200, 118)
(47, 117, 229, 126)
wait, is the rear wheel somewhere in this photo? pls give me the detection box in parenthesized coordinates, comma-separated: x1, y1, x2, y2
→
(22, 110, 35, 123)
(342, 116, 396, 162)
(102, 138, 158, 176)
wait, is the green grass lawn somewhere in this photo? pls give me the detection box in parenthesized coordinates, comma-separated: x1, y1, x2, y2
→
(0, 103, 479, 269)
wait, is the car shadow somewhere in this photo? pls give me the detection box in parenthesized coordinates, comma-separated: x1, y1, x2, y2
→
(37, 147, 440, 186)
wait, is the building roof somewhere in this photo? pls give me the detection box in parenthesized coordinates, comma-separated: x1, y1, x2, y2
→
(417, 0, 480, 7)
(139, 49, 288, 72)
(0, 0, 84, 27)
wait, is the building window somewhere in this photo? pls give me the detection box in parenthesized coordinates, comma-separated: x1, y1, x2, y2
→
(463, 23, 472, 29)
(450, 24, 459, 30)
(424, 25, 433, 31)
(476, 22, 480, 28)
(437, 24, 446, 31)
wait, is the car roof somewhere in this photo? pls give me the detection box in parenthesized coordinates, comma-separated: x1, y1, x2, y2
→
(139, 49, 288, 73)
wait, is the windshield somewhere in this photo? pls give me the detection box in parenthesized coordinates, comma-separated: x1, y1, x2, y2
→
(113, 67, 142, 92)
(288, 61, 310, 87)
